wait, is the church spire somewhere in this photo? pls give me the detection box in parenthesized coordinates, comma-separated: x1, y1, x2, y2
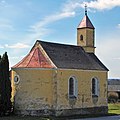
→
(85, 4, 87, 16)
(77, 4, 94, 29)
(77, 5, 95, 53)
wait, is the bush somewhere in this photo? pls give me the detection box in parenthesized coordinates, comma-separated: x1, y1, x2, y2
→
(108, 92, 119, 103)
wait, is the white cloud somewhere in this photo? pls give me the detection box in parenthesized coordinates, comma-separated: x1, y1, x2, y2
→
(62, 0, 82, 13)
(83, 0, 120, 10)
(117, 24, 120, 28)
(5, 43, 30, 49)
(25, 5, 75, 43)
(0, 0, 6, 6)
(29, 0, 120, 37)
(61, 0, 120, 13)
(31, 12, 75, 31)
(0, 0, 9, 8)
(30, 12, 75, 32)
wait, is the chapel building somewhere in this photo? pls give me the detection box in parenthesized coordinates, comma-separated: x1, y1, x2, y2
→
(11, 8, 108, 116)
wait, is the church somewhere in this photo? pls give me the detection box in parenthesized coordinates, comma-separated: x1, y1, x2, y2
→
(11, 8, 108, 116)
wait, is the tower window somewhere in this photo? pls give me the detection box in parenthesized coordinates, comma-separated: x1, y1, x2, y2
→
(80, 35, 83, 41)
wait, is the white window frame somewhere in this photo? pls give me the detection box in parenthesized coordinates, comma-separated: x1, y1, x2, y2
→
(68, 76, 78, 99)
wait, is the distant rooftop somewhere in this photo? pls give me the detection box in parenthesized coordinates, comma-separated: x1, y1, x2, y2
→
(108, 79, 120, 85)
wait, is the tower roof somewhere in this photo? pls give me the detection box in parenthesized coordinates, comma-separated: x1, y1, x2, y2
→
(77, 15, 94, 29)
(77, 5, 94, 29)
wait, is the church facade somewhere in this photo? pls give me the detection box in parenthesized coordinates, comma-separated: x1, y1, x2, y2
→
(11, 10, 108, 116)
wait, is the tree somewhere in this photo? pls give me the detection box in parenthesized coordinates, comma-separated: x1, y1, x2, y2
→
(0, 52, 11, 115)
(0, 55, 1, 104)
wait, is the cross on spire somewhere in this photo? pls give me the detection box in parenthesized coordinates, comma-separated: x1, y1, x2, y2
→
(85, 4, 87, 16)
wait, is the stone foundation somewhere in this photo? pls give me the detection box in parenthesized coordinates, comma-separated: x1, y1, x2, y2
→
(14, 106, 108, 117)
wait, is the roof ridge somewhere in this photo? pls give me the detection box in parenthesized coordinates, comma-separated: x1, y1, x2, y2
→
(37, 40, 84, 48)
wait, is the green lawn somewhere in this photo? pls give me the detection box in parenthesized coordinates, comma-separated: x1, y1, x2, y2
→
(108, 103, 120, 114)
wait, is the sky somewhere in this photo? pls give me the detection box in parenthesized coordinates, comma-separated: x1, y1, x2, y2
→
(0, 0, 120, 78)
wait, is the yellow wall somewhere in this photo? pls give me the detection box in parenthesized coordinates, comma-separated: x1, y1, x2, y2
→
(55, 69, 108, 109)
(11, 68, 108, 111)
(12, 68, 54, 110)
(11, 70, 16, 102)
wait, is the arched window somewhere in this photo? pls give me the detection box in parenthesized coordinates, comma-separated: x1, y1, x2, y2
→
(68, 77, 78, 98)
(92, 78, 99, 97)
(80, 35, 83, 41)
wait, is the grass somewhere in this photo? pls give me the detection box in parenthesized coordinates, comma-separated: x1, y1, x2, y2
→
(108, 103, 120, 114)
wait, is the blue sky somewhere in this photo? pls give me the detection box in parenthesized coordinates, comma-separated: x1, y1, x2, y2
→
(0, 0, 120, 78)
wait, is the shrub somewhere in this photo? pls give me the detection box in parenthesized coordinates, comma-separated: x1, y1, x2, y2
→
(108, 92, 119, 103)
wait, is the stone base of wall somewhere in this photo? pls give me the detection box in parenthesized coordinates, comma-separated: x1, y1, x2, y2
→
(55, 106, 108, 117)
(15, 106, 108, 117)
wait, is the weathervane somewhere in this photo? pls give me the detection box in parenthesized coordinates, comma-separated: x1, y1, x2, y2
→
(85, 4, 87, 15)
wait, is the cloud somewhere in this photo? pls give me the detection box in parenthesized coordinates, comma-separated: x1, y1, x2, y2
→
(0, 0, 6, 7)
(61, 0, 120, 12)
(28, 0, 120, 38)
(31, 12, 75, 30)
(61, 0, 82, 13)
(25, 5, 75, 43)
(29, 12, 75, 34)
(83, 0, 120, 10)
(117, 24, 120, 28)
(5, 43, 30, 49)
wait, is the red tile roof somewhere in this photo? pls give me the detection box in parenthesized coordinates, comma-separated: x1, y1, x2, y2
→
(77, 15, 94, 29)
(12, 46, 55, 68)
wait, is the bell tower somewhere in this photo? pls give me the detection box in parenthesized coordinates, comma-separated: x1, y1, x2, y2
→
(77, 5, 95, 53)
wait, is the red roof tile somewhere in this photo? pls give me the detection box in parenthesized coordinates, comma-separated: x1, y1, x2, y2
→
(12, 46, 55, 68)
